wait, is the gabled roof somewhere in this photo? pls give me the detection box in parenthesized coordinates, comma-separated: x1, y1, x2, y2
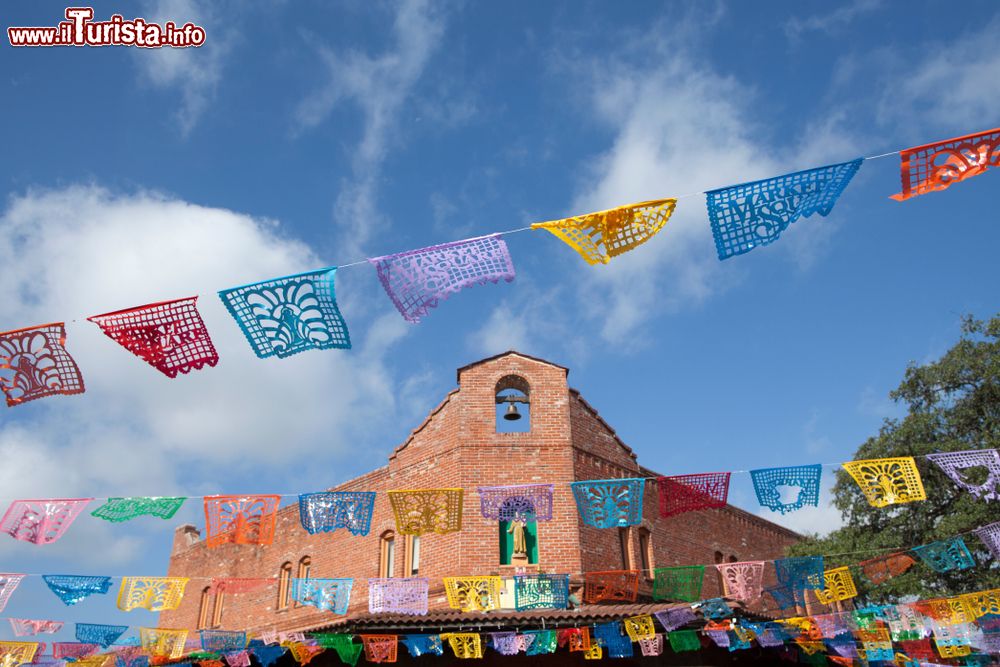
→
(456, 350, 569, 381)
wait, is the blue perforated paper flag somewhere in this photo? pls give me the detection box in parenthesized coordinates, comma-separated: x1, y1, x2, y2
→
(764, 585, 798, 610)
(750, 464, 822, 514)
(76, 624, 128, 647)
(200, 631, 247, 653)
(290, 578, 352, 614)
(570, 478, 644, 528)
(218, 268, 350, 359)
(774, 556, 824, 605)
(298, 492, 375, 536)
(514, 574, 569, 611)
(250, 645, 285, 667)
(524, 630, 557, 656)
(912, 537, 976, 572)
(594, 622, 633, 658)
(706, 158, 863, 260)
(42, 575, 112, 606)
(116, 653, 148, 667)
(400, 635, 443, 658)
(700, 598, 733, 619)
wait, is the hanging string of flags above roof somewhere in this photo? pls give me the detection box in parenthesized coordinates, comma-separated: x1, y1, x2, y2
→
(0, 450, 996, 619)
(0, 459, 995, 660)
(0, 541, 996, 663)
(0, 517, 991, 608)
(1, 580, 999, 666)
(0, 127, 996, 407)
(0, 449, 997, 546)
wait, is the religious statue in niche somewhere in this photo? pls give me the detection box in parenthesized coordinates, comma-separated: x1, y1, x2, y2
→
(508, 519, 528, 562)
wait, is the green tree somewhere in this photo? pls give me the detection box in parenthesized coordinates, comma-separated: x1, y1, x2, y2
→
(789, 314, 1000, 602)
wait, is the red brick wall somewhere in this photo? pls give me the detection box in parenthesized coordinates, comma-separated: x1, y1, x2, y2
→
(160, 352, 801, 633)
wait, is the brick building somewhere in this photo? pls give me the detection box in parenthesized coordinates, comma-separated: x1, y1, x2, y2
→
(161, 351, 801, 637)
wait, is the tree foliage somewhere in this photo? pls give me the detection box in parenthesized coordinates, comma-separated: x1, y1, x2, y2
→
(789, 314, 1000, 602)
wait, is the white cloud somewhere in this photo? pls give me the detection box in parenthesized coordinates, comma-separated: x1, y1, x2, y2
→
(486, 18, 871, 347)
(876, 17, 1000, 130)
(0, 185, 409, 511)
(134, 0, 233, 135)
(465, 277, 586, 363)
(469, 302, 531, 355)
(296, 0, 446, 259)
(784, 0, 882, 41)
(549, 45, 775, 344)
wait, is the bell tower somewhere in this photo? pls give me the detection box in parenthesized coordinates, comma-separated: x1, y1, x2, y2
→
(454, 350, 572, 447)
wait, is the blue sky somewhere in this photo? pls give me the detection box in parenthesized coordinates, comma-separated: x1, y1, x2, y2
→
(1, 0, 998, 640)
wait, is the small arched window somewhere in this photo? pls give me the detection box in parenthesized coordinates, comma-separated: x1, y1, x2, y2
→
(618, 528, 632, 569)
(405, 536, 421, 576)
(495, 375, 530, 433)
(379, 531, 396, 578)
(291, 556, 311, 607)
(277, 562, 292, 611)
(212, 590, 225, 627)
(637, 528, 653, 579)
(197, 586, 212, 629)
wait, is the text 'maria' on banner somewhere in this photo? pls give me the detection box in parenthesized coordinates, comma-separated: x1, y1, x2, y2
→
(706, 159, 862, 260)
(369, 235, 515, 324)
